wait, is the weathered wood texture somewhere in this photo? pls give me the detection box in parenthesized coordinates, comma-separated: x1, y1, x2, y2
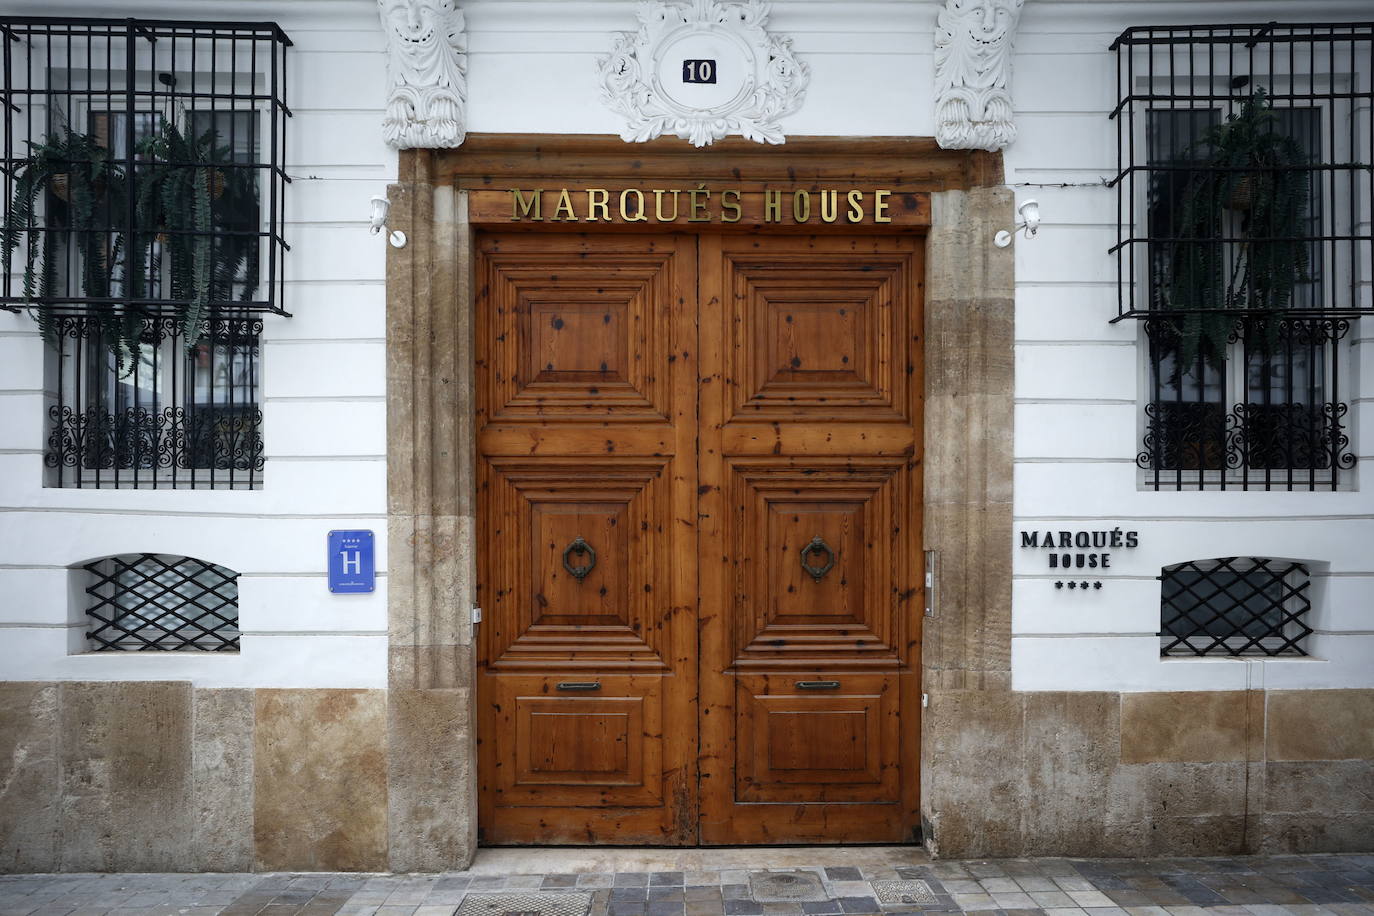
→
(696, 234, 924, 844)
(475, 233, 700, 845)
(474, 232, 923, 845)
(431, 134, 1003, 191)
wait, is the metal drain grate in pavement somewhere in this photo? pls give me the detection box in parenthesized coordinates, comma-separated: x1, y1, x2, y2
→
(749, 871, 828, 902)
(457, 892, 593, 916)
(871, 880, 937, 905)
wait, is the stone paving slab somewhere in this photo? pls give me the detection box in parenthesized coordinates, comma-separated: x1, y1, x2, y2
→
(0, 855, 1371, 916)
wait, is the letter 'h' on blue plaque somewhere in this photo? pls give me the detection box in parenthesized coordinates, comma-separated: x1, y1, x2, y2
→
(328, 530, 375, 593)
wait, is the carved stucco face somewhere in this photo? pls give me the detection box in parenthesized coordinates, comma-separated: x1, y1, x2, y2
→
(948, 0, 1016, 45)
(382, 0, 455, 50)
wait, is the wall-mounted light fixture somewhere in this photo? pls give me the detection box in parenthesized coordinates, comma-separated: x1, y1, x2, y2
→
(994, 198, 1040, 248)
(369, 194, 406, 248)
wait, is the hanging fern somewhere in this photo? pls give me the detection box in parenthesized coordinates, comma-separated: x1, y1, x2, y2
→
(3, 117, 262, 365)
(1161, 89, 1312, 370)
(0, 128, 119, 346)
(185, 165, 213, 343)
(135, 116, 259, 351)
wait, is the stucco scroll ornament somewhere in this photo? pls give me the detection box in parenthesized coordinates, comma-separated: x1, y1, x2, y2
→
(597, 0, 808, 147)
(378, 0, 468, 148)
(934, 0, 1025, 152)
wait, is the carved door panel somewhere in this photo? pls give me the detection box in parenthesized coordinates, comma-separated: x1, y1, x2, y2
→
(696, 234, 924, 844)
(476, 233, 699, 845)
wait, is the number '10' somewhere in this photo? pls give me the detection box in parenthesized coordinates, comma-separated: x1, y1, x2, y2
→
(683, 60, 715, 83)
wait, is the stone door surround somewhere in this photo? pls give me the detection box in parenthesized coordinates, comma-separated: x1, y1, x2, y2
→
(383, 136, 1012, 869)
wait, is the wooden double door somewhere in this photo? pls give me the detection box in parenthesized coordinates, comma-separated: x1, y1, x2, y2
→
(476, 230, 924, 845)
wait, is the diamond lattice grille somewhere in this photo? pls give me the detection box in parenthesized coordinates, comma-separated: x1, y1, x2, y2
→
(1159, 557, 1310, 657)
(84, 554, 240, 651)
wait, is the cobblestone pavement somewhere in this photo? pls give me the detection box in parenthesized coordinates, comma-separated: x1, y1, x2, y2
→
(2, 853, 1372, 916)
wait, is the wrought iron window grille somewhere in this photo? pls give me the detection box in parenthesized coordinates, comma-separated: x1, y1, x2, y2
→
(1138, 314, 1355, 491)
(83, 553, 240, 652)
(1109, 23, 1372, 491)
(1, 17, 290, 488)
(1159, 556, 1312, 657)
(46, 313, 264, 488)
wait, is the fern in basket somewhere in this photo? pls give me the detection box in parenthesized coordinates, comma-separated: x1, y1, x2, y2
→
(1159, 89, 1311, 371)
(130, 117, 258, 349)
(0, 128, 140, 357)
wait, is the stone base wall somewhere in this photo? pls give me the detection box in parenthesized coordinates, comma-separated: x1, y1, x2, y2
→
(923, 687, 1374, 858)
(0, 682, 395, 873)
(4, 680, 1368, 872)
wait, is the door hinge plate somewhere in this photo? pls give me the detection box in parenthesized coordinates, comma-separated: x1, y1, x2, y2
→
(472, 606, 483, 624)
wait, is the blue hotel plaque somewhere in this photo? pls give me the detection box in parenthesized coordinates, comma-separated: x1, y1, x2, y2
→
(328, 529, 375, 594)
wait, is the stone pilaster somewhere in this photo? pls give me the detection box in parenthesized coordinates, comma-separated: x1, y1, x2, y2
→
(919, 186, 1018, 855)
(384, 149, 479, 871)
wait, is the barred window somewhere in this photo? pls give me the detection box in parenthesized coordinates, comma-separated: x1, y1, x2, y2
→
(1159, 557, 1312, 657)
(1139, 104, 1353, 490)
(0, 18, 290, 489)
(1110, 24, 1372, 491)
(83, 554, 240, 652)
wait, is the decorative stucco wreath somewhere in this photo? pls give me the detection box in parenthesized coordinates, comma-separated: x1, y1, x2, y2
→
(597, 0, 809, 147)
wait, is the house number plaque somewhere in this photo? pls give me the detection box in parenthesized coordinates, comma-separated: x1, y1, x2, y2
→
(682, 59, 717, 83)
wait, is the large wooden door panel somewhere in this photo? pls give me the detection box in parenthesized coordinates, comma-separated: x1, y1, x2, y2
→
(735, 673, 900, 804)
(725, 458, 909, 664)
(477, 233, 698, 845)
(477, 231, 922, 846)
(482, 459, 672, 670)
(493, 676, 663, 803)
(722, 243, 916, 422)
(479, 243, 678, 421)
(698, 235, 923, 845)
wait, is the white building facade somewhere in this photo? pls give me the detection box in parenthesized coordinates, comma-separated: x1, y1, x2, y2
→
(0, 0, 1370, 872)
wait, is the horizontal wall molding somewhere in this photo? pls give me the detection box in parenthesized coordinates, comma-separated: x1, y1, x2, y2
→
(264, 338, 386, 346)
(1015, 514, 1374, 522)
(0, 507, 385, 520)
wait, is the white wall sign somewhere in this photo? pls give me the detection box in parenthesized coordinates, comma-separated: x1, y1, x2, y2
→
(597, 0, 809, 148)
(934, 0, 1024, 151)
(379, 0, 468, 149)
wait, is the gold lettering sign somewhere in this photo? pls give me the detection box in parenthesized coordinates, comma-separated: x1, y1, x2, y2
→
(505, 187, 902, 225)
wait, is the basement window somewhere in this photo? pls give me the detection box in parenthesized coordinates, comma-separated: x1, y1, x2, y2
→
(1159, 557, 1311, 657)
(83, 553, 240, 652)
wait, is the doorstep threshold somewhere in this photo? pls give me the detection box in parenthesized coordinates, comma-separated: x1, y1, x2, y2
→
(467, 846, 931, 875)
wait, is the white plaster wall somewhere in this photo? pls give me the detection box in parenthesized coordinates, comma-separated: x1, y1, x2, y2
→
(0, 2, 393, 688)
(1, 0, 1371, 692)
(1005, 0, 1374, 692)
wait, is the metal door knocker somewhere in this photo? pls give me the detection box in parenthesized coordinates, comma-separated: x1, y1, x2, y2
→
(562, 536, 597, 581)
(800, 536, 835, 582)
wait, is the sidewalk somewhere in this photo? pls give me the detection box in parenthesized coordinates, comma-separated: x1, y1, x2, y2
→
(1, 849, 1370, 916)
